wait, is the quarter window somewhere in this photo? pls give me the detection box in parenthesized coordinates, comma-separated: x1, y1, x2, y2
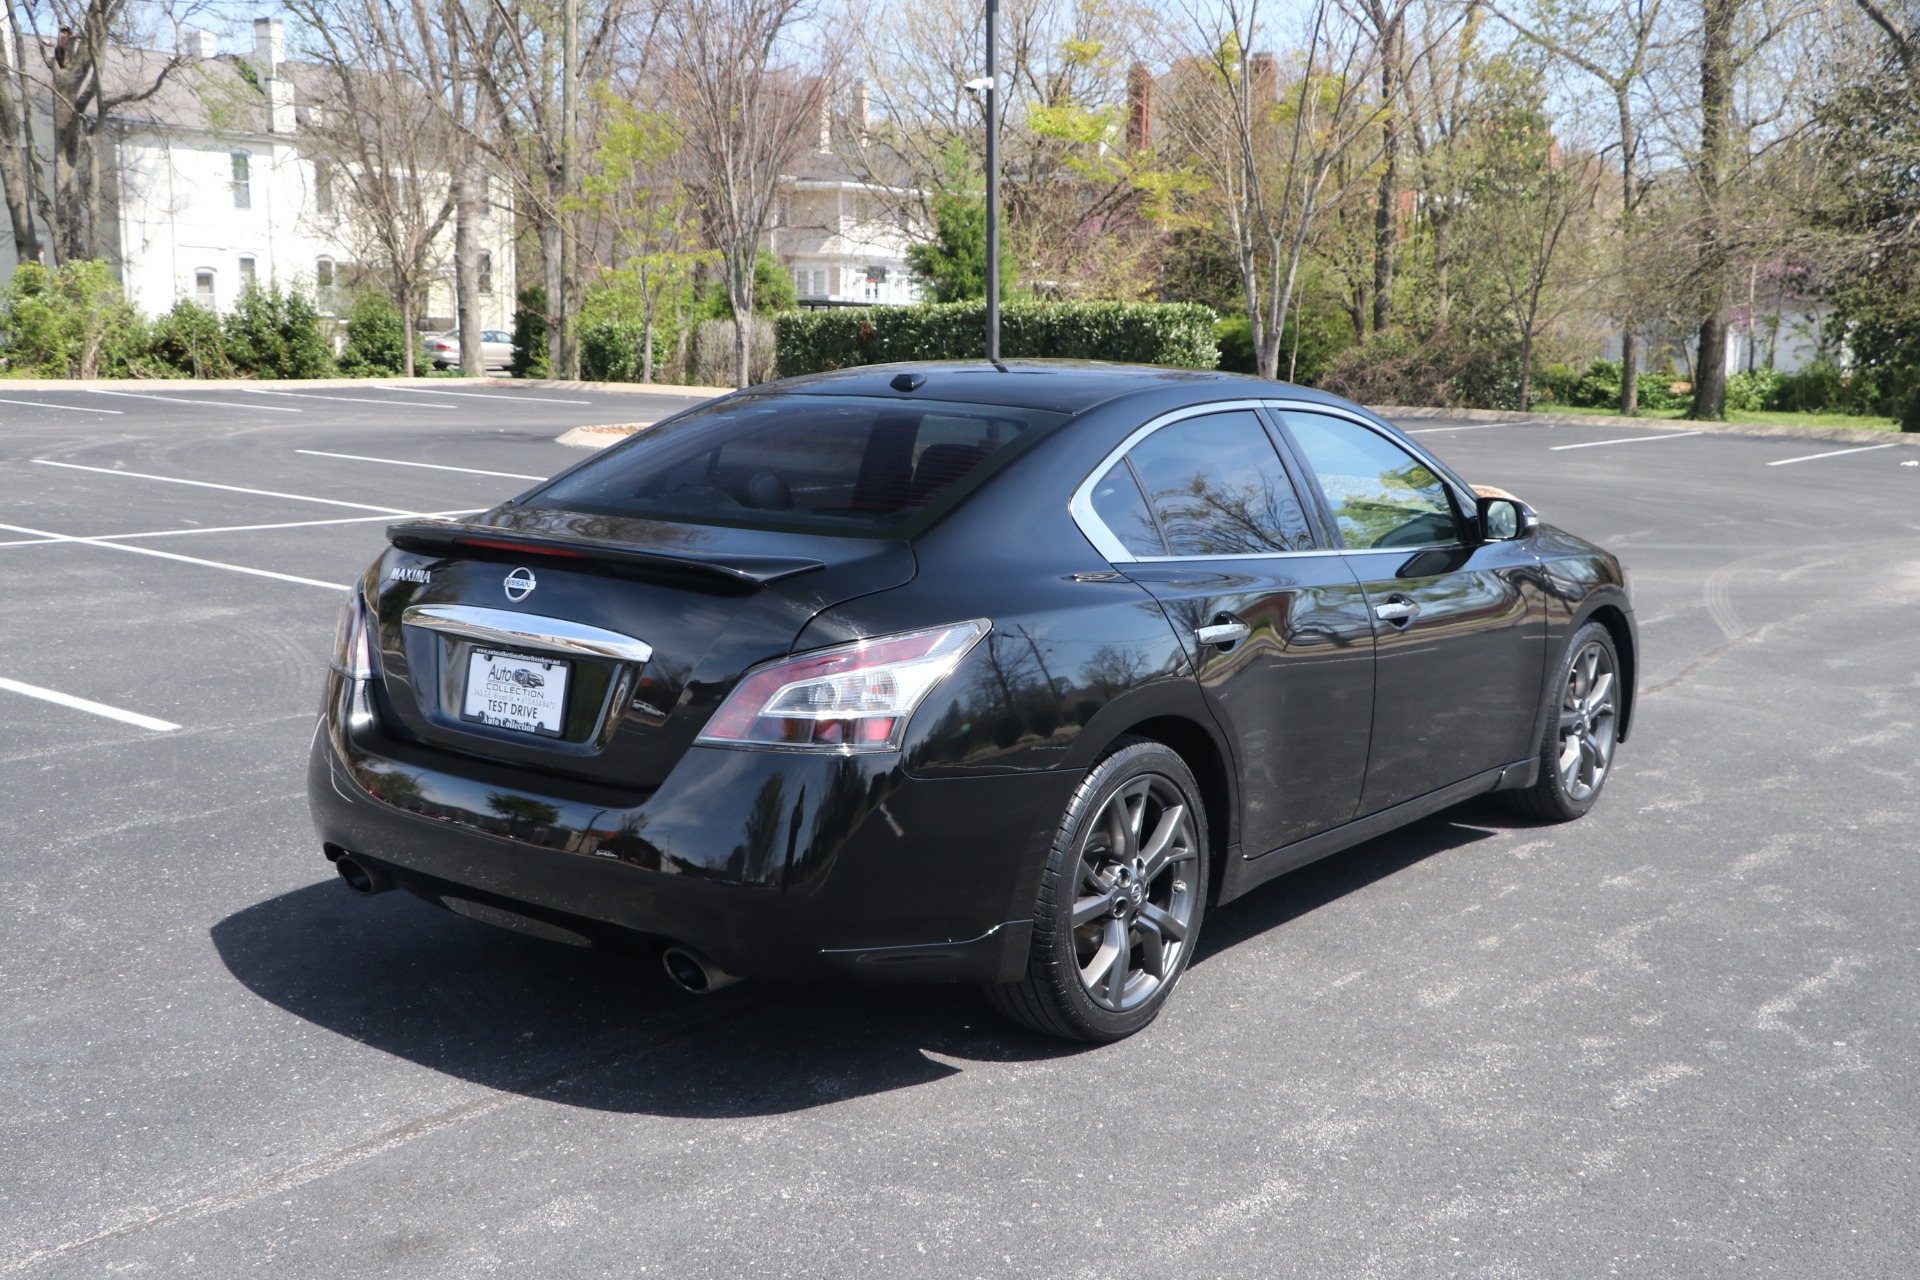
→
(1122, 411, 1315, 556)
(1279, 411, 1460, 550)
(1087, 460, 1165, 557)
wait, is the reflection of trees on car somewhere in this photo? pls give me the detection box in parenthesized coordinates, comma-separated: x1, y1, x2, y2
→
(1321, 462, 1452, 548)
(1146, 472, 1316, 555)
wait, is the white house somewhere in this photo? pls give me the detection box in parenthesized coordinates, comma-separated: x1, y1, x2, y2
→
(0, 19, 512, 332)
(771, 125, 926, 308)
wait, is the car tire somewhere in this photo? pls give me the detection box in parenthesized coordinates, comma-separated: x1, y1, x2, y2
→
(1503, 621, 1622, 822)
(986, 738, 1209, 1042)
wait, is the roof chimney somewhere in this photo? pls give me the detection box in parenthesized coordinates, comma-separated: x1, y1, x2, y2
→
(178, 27, 217, 58)
(253, 19, 294, 133)
(1126, 62, 1153, 151)
(252, 18, 285, 70)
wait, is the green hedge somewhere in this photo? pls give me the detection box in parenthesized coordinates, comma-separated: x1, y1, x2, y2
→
(774, 300, 1219, 377)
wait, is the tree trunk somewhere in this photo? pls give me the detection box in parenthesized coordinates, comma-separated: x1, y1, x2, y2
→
(542, 213, 565, 376)
(1371, 16, 1401, 335)
(729, 245, 755, 388)
(455, 167, 483, 376)
(401, 294, 417, 377)
(1691, 0, 1737, 421)
(1621, 329, 1640, 416)
(641, 312, 655, 384)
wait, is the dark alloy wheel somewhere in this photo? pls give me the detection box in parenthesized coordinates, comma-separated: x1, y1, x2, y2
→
(987, 739, 1208, 1041)
(1505, 621, 1621, 821)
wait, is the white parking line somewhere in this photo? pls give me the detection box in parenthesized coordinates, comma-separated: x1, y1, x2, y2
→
(1550, 431, 1703, 451)
(373, 385, 595, 406)
(1406, 422, 1526, 434)
(0, 520, 348, 590)
(33, 460, 419, 514)
(1764, 442, 1902, 467)
(0, 508, 485, 549)
(0, 395, 123, 414)
(82, 388, 301, 413)
(242, 389, 455, 410)
(296, 449, 546, 481)
(0, 676, 181, 732)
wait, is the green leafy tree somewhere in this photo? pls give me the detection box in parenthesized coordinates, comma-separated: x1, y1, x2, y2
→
(694, 250, 798, 320)
(907, 191, 1019, 303)
(223, 284, 335, 379)
(0, 260, 149, 378)
(150, 299, 234, 378)
(512, 285, 550, 379)
(338, 293, 410, 377)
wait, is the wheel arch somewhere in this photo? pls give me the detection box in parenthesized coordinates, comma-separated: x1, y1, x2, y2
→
(1579, 601, 1637, 743)
(1087, 714, 1237, 908)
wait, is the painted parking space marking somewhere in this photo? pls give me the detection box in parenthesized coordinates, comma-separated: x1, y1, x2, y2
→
(0, 520, 348, 590)
(0, 395, 124, 414)
(1406, 422, 1529, 434)
(295, 449, 546, 481)
(373, 385, 595, 406)
(33, 460, 421, 514)
(0, 508, 486, 550)
(1550, 431, 1703, 451)
(82, 388, 302, 413)
(242, 388, 456, 410)
(1764, 442, 1902, 467)
(0, 676, 181, 732)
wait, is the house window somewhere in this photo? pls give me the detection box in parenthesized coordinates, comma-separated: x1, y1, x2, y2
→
(812, 268, 827, 297)
(478, 250, 493, 294)
(238, 255, 256, 289)
(315, 257, 334, 290)
(314, 160, 333, 214)
(194, 269, 215, 306)
(231, 151, 252, 209)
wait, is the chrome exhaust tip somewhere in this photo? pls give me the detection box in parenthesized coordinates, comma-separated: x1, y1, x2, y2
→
(661, 945, 741, 994)
(335, 854, 394, 896)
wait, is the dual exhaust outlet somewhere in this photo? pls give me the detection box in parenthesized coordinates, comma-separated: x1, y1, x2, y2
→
(331, 845, 739, 995)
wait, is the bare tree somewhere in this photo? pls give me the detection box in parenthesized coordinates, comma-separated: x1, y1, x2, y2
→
(1158, 0, 1390, 379)
(663, 0, 826, 388)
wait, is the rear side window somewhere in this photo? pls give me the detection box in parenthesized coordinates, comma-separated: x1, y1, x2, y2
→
(529, 395, 1067, 534)
(1124, 411, 1315, 556)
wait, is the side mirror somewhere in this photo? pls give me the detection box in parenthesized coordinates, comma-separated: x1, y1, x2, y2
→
(1476, 495, 1537, 542)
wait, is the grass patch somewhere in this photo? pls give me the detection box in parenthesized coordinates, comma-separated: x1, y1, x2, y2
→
(1533, 402, 1900, 431)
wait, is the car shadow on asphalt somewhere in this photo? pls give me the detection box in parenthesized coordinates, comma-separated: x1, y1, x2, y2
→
(211, 800, 1538, 1118)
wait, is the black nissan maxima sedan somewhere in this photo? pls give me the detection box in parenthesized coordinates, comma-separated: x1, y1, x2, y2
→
(309, 361, 1635, 1041)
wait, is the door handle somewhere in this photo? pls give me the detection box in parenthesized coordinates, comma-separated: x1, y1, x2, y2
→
(1194, 620, 1251, 648)
(1373, 598, 1420, 624)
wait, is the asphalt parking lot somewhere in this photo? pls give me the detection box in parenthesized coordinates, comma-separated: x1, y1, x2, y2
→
(2, 385, 1916, 1277)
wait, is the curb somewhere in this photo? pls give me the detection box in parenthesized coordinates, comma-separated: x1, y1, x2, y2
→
(1372, 404, 1919, 448)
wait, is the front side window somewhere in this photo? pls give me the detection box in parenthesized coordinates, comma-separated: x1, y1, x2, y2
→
(529, 395, 1068, 535)
(231, 151, 252, 209)
(1279, 411, 1460, 550)
(1123, 411, 1315, 556)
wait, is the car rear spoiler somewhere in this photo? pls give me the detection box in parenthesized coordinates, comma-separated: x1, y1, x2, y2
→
(386, 520, 825, 586)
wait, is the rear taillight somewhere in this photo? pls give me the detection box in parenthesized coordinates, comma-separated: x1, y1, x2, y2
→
(697, 620, 988, 752)
(330, 590, 377, 680)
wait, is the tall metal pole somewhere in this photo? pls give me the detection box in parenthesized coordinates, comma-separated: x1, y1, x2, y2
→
(984, 0, 1001, 365)
(560, 0, 579, 378)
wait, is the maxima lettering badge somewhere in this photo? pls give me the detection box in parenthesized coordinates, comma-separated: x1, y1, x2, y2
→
(503, 567, 537, 602)
(389, 566, 432, 584)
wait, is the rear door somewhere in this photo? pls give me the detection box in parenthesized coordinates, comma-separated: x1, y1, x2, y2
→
(1272, 406, 1545, 814)
(1074, 406, 1377, 854)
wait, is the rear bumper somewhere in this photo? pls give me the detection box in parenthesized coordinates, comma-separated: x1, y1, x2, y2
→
(307, 672, 1070, 982)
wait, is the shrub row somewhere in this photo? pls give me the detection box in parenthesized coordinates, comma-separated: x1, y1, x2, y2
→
(1, 261, 413, 379)
(773, 299, 1220, 377)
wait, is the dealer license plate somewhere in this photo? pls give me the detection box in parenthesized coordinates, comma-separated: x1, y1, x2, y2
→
(462, 649, 570, 737)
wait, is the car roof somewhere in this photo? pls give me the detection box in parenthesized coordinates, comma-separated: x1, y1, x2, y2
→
(753, 359, 1360, 418)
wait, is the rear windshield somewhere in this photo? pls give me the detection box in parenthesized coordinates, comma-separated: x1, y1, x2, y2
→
(527, 394, 1069, 534)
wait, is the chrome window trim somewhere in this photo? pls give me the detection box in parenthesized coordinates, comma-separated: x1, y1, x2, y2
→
(1069, 397, 1466, 565)
(402, 604, 654, 664)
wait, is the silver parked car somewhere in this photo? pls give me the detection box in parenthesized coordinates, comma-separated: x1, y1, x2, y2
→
(424, 329, 516, 372)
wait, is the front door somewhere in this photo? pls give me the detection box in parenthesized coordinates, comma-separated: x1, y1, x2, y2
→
(1079, 408, 1377, 854)
(1273, 408, 1547, 815)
